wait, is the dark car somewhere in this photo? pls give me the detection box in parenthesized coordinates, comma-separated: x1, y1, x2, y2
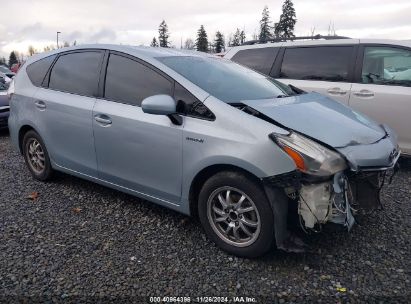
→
(0, 65, 16, 79)
(0, 82, 9, 127)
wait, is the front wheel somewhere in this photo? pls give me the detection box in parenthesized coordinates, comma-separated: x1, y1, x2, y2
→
(198, 171, 275, 258)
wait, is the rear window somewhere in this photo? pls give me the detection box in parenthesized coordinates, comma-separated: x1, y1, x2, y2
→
(231, 47, 279, 75)
(280, 46, 353, 82)
(26, 55, 56, 87)
(49, 51, 103, 96)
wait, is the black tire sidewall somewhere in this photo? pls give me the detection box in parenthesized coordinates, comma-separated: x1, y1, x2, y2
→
(22, 130, 53, 181)
(198, 171, 274, 258)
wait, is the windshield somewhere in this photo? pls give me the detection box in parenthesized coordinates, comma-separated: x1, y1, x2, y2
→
(0, 66, 11, 73)
(157, 56, 289, 103)
(0, 82, 8, 91)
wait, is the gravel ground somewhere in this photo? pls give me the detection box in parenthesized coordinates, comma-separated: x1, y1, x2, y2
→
(0, 128, 410, 303)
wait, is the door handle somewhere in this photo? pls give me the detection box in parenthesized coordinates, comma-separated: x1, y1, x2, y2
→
(94, 114, 112, 125)
(34, 100, 46, 110)
(327, 87, 347, 95)
(353, 90, 374, 98)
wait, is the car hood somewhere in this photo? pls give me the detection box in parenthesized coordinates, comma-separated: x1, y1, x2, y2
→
(242, 92, 386, 149)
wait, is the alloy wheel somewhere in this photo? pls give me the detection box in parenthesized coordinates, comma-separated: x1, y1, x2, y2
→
(207, 186, 261, 247)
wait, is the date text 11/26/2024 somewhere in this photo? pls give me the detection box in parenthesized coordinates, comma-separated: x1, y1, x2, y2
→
(149, 296, 257, 303)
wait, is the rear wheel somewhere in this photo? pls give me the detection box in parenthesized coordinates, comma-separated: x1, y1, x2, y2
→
(198, 171, 275, 258)
(22, 130, 53, 181)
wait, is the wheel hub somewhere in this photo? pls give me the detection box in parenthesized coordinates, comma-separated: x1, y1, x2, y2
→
(207, 186, 261, 247)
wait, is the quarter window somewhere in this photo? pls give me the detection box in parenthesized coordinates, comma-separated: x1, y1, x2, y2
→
(174, 83, 215, 120)
(26, 55, 56, 87)
(104, 54, 172, 106)
(280, 46, 353, 82)
(49, 52, 103, 96)
(231, 47, 279, 75)
(362, 46, 411, 87)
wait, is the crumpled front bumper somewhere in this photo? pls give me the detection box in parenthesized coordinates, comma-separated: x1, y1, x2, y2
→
(264, 125, 400, 233)
(336, 124, 400, 171)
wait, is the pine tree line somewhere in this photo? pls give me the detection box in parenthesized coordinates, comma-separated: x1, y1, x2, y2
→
(0, 0, 297, 61)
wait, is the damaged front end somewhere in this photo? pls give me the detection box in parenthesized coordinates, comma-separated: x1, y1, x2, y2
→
(266, 130, 400, 233)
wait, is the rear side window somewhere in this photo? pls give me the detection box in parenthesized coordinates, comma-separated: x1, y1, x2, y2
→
(26, 55, 56, 87)
(231, 47, 278, 75)
(49, 51, 103, 96)
(104, 54, 172, 106)
(280, 46, 353, 82)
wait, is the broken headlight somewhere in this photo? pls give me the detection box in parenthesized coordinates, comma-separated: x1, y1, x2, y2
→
(270, 132, 347, 177)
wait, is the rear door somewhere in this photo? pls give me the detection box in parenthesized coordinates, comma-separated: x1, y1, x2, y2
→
(349, 45, 411, 155)
(274, 45, 357, 104)
(33, 50, 103, 176)
(92, 52, 183, 206)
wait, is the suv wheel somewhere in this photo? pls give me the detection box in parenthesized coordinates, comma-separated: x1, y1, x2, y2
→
(198, 171, 274, 258)
(22, 130, 53, 181)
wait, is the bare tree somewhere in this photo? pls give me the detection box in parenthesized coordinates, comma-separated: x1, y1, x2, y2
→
(184, 38, 195, 50)
(28, 45, 36, 56)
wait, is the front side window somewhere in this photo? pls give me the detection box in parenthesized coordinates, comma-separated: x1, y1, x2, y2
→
(280, 46, 353, 82)
(104, 54, 172, 106)
(158, 56, 287, 103)
(231, 47, 279, 75)
(27, 55, 56, 87)
(49, 51, 103, 96)
(362, 46, 411, 87)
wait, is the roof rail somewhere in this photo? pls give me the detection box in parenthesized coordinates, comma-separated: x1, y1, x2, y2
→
(241, 35, 350, 46)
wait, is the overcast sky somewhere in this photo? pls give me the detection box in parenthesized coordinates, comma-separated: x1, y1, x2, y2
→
(1, 0, 410, 59)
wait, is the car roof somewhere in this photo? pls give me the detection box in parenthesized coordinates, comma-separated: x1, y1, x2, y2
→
(224, 38, 411, 58)
(25, 44, 213, 66)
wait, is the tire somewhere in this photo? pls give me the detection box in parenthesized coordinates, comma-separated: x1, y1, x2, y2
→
(22, 130, 53, 181)
(198, 171, 275, 258)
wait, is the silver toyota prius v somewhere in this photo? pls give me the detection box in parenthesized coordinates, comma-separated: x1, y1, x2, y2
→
(8, 45, 400, 257)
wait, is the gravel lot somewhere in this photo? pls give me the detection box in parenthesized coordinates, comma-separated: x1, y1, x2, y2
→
(0, 128, 410, 303)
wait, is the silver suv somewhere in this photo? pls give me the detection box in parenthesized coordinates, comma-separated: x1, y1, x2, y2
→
(8, 45, 399, 257)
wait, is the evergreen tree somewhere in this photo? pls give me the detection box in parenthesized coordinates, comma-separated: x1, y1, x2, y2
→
(259, 6, 273, 42)
(231, 28, 241, 46)
(195, 25, 208, 52)
(8, 51, 18, 67)
(0, 57, 6, 65)
(158, 20, 170, 47)
(150, 37, 159, 47)
(239, 30, 246, 44)
(275, 0, 297, 39)
(214, 31, 225, 53)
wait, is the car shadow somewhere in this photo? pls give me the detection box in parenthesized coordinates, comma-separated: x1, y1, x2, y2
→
(0, 127, 9, 138)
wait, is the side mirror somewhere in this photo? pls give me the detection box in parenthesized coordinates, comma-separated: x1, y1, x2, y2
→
(141, 94, 183, 125)
(141, 95, 176, 115)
